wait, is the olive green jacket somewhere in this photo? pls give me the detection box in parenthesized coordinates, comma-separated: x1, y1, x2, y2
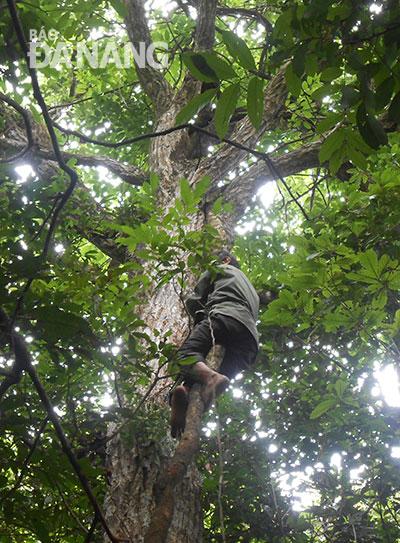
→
(185, 264, 259, 345)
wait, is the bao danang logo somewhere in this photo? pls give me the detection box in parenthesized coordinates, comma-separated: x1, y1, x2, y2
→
(28, 28, 168, 70)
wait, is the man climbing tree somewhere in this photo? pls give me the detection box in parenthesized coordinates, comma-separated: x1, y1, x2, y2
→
(170, 251, 259, 438)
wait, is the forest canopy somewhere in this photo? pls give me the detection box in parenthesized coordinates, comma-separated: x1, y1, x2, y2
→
(1, 0, 400, 541)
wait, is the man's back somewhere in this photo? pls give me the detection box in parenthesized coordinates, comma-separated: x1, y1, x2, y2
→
(186, 264, 259, 344)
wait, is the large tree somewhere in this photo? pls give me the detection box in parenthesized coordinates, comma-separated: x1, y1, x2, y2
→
(1, 0, 400, 542)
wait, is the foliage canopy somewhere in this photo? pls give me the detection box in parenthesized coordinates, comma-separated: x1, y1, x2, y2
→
(1, 0, 400, 541)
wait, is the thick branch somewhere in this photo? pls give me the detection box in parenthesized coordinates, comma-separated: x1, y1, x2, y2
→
(0, 92, 34, 162)
(192, 66, 288, 190)
(124, 0, 173, 115)
(222, 139, 321, 220)
(0, 135, 147, 187)
(144, 384, 204, 543)
(37, 148, 147, 186)
(194, 0, 217, 51)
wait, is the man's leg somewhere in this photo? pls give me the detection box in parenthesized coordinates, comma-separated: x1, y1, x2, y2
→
(215, 315, 259, 378)
(170, 318, 229, 437)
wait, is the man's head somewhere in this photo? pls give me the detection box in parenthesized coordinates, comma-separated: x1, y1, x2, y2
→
(217, 251, 240, 269)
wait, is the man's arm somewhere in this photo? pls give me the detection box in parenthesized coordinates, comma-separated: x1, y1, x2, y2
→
(185, 271, 213, 319)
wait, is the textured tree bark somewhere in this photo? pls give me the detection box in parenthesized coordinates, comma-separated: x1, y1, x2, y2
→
(103, 274, 207, 543)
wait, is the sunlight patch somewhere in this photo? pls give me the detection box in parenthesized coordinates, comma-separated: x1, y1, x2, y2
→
(15, 164, 35, 183)
(373, 363, 400, 407)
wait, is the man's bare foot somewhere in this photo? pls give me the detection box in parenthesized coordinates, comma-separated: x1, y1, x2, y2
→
(202, 372, 230, 411)
(170, 385, 189, 438)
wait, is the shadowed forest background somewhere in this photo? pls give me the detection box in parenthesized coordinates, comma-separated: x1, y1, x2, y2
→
(1, 0, 400, 541)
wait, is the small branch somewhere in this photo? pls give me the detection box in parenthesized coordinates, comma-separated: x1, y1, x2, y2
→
(48, 81, 140, 111)
(85, 514, 100, 543)
(216, 6, 273, 32)
(0, 306, 28, 401)
(55, 480, 89, 535)
(0, 416, 48, 506)
(216, 413, 226, 543)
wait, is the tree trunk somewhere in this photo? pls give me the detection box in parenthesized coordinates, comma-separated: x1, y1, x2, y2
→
(104, 437, 204, 543)
(102, 204, 211, 542)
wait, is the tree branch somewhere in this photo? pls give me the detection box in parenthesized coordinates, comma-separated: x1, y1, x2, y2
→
(192, 66, 288, 190)
(144, 384, 204, 543)
(0, 417, 49, 506)
(124, 0, 173, 115)
(194, 0, 217, 51)
(37, 148, 147, 186)
(221, 139, 322, 221)
(0, 92, 34, 162)
(0, 306, 28, 401)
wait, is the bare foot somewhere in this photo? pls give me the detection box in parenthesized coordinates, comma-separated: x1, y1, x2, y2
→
(170, 385, 189, 438)
(202, 372, 230, 411)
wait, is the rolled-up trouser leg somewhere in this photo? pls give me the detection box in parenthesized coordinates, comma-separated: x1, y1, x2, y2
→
(176, 318, 215, 386)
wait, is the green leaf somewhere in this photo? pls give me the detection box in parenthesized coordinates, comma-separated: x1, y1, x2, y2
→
(318, 129, 345, 163)
(182, 52, 218, 83)
(202, 53, 237, 80)
(178, 355, 198, 366)
(315, 112, 342, 135)
(357, 104, 388, 149)
(359, 249, 379, 277)
(193, 175, 211, 201)
(175, 88, 217, 125)
(272, 8, 293, 42)
(388, 90, 400, 123)
(310, 398, 336, 419)
(280, 289, 296, 308)
(30, 306, 93, 342)
(31, 519, 51, 543)
(320, 66, 342, 82)
(341, 85, 360, 108)
(347, 144, 368, 170)
(311, 83, 333, 101)
(247, 76, 264, 129)
(293, 44, 307, 77)
(150, 171, 159, 192)
(285, 63, 302, 97)
(221, 30, 256, 71)
(375, 76, 395, 110)
(110, 0, 128, 17)
(329, 145, 346, 174)
(212, 197, 223, 215)
(5, 255, 46, 279)
(214, 82, 240, 139)
(180, 178, 193, 206)
(334, 380, 348, 399)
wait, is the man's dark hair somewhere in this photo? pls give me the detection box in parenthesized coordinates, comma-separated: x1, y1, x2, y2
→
(217, 251, 241, 269)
